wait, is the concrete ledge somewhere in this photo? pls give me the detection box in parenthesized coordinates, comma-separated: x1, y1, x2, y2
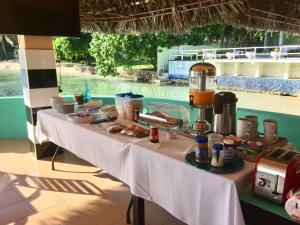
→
(217, 76, 300, 95)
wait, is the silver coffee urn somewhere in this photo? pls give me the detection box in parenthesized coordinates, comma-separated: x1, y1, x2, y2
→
(213, 91, 238, 135)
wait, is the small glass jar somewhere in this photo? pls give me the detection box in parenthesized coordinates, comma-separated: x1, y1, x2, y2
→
(223, 138, 235, 163)
(149, 126, 159, 143)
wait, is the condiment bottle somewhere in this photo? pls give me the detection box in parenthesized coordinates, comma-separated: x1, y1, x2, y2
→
(83, 80, 91, 103)
(211, 143, 224, 167)
(223, 138, 235, 163)
(195, 136, 208, 164)
(133, 109, 140, 122)
(149, 126, 159, 143)
(207, 133, 223, 159)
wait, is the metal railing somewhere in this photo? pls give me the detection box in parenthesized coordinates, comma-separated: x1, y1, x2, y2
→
(168, 45, 300, 61)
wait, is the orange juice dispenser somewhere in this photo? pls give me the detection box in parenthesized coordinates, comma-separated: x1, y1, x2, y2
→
(189, 62, 216, 134)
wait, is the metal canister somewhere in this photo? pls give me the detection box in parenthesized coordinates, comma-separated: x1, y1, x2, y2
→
(223, 138, 235, 163)
(149, 126, 159, 143)
(211, 143, 224, 167)
(195, 136, 208, 164)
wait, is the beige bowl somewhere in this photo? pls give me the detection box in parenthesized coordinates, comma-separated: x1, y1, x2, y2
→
(66, 113, 92, 123)
(57, 103, 75, 114)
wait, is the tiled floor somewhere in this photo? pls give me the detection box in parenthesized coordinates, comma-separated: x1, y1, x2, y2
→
(0, 139, 186, 225)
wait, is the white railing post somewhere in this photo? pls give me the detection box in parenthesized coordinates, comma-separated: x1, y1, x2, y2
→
(233, 48, 235, 60)
(279, 46, 282, 60)
(167, 44, 300, 62)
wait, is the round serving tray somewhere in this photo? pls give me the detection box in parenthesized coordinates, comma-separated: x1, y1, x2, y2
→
(185, 152, 244, 174)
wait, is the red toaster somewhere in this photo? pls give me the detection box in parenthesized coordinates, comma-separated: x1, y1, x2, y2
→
(253, 148, 300, 204)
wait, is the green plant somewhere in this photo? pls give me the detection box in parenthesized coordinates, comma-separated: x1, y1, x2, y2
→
(0, 35, 17, 60)
(54, 33, 93, 63)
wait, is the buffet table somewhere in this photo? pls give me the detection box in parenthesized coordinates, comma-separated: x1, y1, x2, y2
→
(36, 109, 255, 225)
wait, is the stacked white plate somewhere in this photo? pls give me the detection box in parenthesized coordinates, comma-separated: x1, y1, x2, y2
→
(50, 96, 64, 111)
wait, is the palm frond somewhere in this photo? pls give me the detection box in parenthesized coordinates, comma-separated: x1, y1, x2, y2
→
(79, 0, 300, 34)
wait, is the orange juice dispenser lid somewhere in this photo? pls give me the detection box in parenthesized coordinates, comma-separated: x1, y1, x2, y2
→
(190, 62, 216, 77)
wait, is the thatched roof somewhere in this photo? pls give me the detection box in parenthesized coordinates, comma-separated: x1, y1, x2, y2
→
(79, 0, 300, 34)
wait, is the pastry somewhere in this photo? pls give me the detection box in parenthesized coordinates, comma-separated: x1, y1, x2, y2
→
(106, 124, 124, 133)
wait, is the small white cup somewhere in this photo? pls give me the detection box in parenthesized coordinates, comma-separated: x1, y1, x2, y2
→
(245, 115, 259, 139)
(263, 119, 278, 145)
(237, 118, 253, 140)
(236, 130, 249, 140)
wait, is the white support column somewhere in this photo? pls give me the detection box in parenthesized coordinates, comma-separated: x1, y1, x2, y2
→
(18, 35, 59, 159)
(215, 62, 223, 76)
(234, 62, 240, 76)
(255, 63, 263, 78)
(283, 63, 291, 79)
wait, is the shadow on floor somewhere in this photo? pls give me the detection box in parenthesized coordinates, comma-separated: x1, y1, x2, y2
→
(0, 171, 131, 225)
(10, 173, 104, 195)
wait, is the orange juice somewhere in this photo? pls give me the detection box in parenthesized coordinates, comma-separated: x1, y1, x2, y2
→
(189, 89, 215, 106)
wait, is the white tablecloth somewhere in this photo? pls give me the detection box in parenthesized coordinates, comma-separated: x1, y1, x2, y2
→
(36, 109, 254, 225)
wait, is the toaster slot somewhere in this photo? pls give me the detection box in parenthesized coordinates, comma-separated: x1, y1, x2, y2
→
(272, 175, 284, 200)
(280, 151, 297, 162)
(268, 148, 285, 158)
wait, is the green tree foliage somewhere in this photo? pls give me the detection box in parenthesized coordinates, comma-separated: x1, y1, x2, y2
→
(89, 33, 170, 75)
(51, 24, 266, 76)
(89, 34, 124, 76)
(89, 25, 264, 76)
(54, 33, 92, 63)
(0, 35, 17, 60)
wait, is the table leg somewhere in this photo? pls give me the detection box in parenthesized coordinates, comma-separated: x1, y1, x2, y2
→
(133, 195, 145, 225)
(126, 196, 133, 224)
(51, 146, 61, 170)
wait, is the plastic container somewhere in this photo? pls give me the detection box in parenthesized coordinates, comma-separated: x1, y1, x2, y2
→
(208, 133, 223, 159)
(115, 92, 132, 119)
(195, 136, 208, 164)
(124, 94, 144, 121)
(140, 102, 189, 129)
(211, 143, 224, 167)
